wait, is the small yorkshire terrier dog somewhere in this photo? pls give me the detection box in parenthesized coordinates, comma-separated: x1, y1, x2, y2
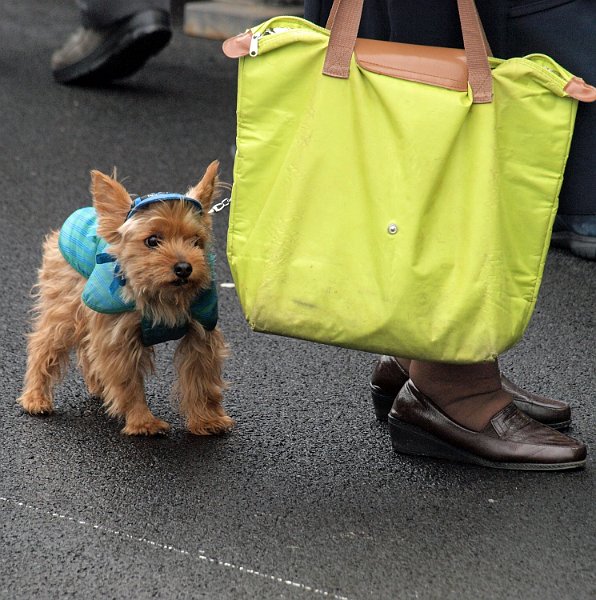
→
(18, 161, 234, 436)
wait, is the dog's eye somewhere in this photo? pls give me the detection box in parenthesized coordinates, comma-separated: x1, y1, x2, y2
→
(144, 235, 161, 248)
(193, 237, 204, 248)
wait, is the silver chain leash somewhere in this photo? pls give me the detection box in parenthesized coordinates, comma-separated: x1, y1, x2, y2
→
(209, 197, 232, 214)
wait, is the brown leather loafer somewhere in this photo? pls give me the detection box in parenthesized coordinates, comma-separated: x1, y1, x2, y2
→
(388, 381, 586, 471)
(500, 375, 571, 429)
(370, 356, 410, 420)
(370, 356, 571, 429)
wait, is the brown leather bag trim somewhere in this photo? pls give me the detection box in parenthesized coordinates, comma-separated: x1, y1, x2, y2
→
(222, 31, 252, 59)
(323, 0, 493, 103)
(564, 77, 596, 102)
(354, 39, 468, 92)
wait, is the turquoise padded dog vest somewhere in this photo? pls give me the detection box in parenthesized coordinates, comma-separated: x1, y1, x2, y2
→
(58, 206, 218, 346)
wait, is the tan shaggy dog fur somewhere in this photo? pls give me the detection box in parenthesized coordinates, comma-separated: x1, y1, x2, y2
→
(18, 161, 234, 436)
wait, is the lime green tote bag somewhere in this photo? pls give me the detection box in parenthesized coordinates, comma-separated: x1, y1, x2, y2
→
(223, 0, 595, 363)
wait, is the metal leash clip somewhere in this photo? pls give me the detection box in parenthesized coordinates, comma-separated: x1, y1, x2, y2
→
(209, 197, 232, 214)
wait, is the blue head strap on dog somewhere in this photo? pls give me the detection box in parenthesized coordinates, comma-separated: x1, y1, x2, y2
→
(97, 192, 204, 293)
(125, 192, 203, 221)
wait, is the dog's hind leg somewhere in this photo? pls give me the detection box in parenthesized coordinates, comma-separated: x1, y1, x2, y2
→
(174, 324, 234, 435)
(18, 232, 85, 415)
(19, 308, 78, 414)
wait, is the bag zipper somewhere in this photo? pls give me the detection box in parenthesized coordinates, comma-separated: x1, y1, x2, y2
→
(249, 27, 291, 57)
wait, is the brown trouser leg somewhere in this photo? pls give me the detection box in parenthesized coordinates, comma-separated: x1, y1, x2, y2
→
(408, 360, 512, 431)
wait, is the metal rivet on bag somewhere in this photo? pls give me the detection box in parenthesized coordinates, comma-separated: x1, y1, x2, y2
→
(388, 223, 398, 235)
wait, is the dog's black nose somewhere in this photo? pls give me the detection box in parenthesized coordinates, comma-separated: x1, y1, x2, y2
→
(173, 262, 192, 279)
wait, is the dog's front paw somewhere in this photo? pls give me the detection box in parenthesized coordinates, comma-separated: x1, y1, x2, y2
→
(187, 415, 235, 436)
(122, 417, 171, 436)
(19, 392, 54, 415)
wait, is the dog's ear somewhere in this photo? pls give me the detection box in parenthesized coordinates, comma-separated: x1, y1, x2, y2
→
(91, 170, 131, 243)
(187, 160, 220, 212)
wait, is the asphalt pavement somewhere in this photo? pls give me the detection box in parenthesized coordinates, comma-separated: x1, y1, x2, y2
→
(0, 2, 594, 599)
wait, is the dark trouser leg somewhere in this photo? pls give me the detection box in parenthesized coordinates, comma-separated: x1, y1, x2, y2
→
(77, 0, 171, 29)
(304, 0, 507, 53)
(506, 0, 595, 218)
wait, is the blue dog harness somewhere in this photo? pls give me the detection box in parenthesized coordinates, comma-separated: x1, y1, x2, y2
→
(58, 194, 218, 346)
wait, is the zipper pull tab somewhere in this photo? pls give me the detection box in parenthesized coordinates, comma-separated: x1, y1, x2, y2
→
(249, 33, 260, 57)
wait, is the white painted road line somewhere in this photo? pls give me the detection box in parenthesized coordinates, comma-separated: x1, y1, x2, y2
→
(1, 496, 352, 600)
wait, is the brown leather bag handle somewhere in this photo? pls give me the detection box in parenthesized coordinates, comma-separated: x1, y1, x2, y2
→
(323, 0, 494, 103)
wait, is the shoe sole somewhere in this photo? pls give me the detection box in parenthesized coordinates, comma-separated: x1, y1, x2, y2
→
(371, 386, 570, 430)
(53, 10, 172, 85)
(551, 230, 596, 260)
(388, 415, 585, 471)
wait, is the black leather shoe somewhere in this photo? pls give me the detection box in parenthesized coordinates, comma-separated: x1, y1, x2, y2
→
(388, 381, 586, 471)
(52, 9, 172, 84)
(370, 356, 571, 429)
